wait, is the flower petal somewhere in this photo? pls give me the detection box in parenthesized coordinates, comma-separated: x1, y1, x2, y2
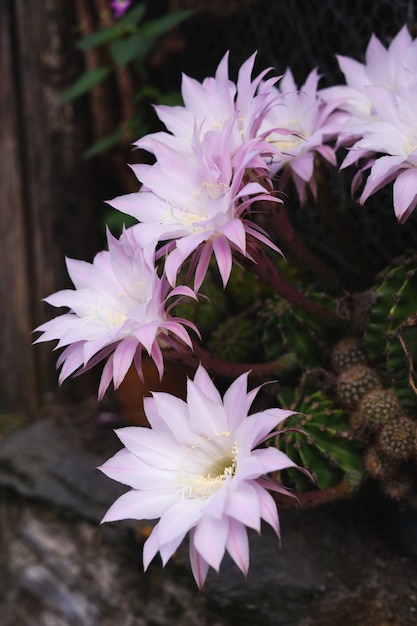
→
(224, 481, 261, 531)
(193, 514, 229, 571)
(393, 167, 417, 223)
(189, 529, 210, 588)
(100, 488, 177, 523)
(225, 518, 249, 575)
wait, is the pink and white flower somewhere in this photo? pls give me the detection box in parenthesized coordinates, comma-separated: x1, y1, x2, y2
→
(320, 25, 417, 143)
(99, 364, 298, 588)
(341, 82, 417, 223)
(259, 68, 339, 203)
(318, 25, 417, 222)
(110, 122, 280, 290)
(34, 228, 197, 398)
(135, 51, 281, 158)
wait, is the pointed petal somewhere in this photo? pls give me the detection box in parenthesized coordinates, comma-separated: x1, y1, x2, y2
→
(186, 377, 227, 436)
(224, 481, 261, 531)
(157, 499, 203, 545)
(100, 488, 178, 523)
(220, 218, 246, 254)
(252, 446, 296, 474)
(360, 155, 405, 203)
(159, 529, 188, 566)
(115, 426, 184, 468)
(234, 410, 293, 450)
(150, 392, 196, 443)
(193, 364, 222, 403)
(253, 482, 280, 536)
(189, 529, 210, 588)
(98, 448, 177, 490)
(98, 357, 115, 399)
(225, 518, 249, 575)
(143, 524, 161, 570)
(223, 372, 250, 432)
(393, 168, 417, 223)
(112, 338, 138, 388)
(193, 514, 229, 571)
(212, 236, 233, 287)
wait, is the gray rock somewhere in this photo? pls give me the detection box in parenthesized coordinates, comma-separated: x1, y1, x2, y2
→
(0, 415, 125, 522)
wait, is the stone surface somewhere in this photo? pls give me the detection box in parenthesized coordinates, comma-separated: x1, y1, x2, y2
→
(0, 408, 125, 523)
(1, 408, 417, 625)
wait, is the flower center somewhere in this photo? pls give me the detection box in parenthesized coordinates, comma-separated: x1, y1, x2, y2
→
(177, 432, 238, 499)
(106, 310, 128, 328)
(268, 129, 303, 155)
(88, 280, 150, 330)
(176, 182, 229, 233)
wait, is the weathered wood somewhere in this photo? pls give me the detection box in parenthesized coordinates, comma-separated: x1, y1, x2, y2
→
(0, 1, 36, 413)
(0, 0, 99, 413)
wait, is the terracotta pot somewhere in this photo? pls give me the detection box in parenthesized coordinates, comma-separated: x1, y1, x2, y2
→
(115, 357, 193, 426)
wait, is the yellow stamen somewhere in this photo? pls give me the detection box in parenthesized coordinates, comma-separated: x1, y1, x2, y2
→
(178, 433, 238, 499)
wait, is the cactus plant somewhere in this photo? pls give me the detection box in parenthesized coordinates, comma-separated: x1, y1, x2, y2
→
(377, 414, 416, 463)
(364, 251, 417, 413)
(257, 292, 337, 369)
(208, 315, 260, 363)
(331, 337, 368, 374)
(335, 364, 381, 411)
(277, 388, 364, 492)
(355, 388, 401, 435)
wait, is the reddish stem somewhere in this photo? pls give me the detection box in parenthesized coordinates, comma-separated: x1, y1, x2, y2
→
(281, 479, 359, 509)
(268, 202, 339, 291)
(163, 342, 297, 379)
(243, 240, 342, 327)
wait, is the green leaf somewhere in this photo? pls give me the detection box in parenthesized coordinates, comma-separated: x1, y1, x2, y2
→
(109, 34, 153, 65)
(119, 3, 146, 26)
(134, 84, 162, 103)
(157, 90, 184, 106)
(77, 25, 126, 51)
(62, 67, 111, 102)
(76, 5, 146, 51)
(138, 9, 194, 40)
(101, 211, 138, 236)
(83, 128, 124, 158)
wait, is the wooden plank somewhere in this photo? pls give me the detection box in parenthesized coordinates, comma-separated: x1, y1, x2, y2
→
(0, 2, 37, 413)
(0, 0, 100, 412)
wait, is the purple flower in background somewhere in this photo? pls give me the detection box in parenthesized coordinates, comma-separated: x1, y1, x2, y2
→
(109, 0, 132, 19)
(34, 228, 197, 399)
(99, 365, 298, 588)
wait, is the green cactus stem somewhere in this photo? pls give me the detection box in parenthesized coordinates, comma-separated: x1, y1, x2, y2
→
(364, 251, 417, 412)
(257, 293, 338, 370)
(277, 390, 364, 492)
(208, 316, 259, 363)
